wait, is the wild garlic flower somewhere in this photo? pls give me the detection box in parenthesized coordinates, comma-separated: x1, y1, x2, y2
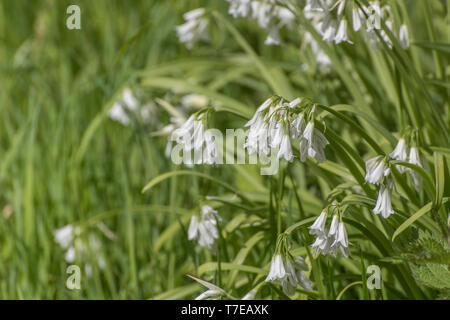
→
(54, 224, 79, 249)
(330, 222, 349, 257)
(309, 211, 328, 236)
(108, 88, 138, 126)
(195, 289, 223, 300)
(225, 0, 296, 46)
(352, 8, 364, 31)
(188, 205, 221, 250)
(408, 147, 423, 191)
(334, 19, 352, 44)
(299, 120, 329, 163)
(241, 289, 257, 300)
(390, 138, 409, 173)
(176, 8, 209, 50)
(399, 24, 410, 49)
(373, 182, 395, 218)
(266, 254, 313, 296)
(311, 230, 334, 255)
(365, 155, 390, 185)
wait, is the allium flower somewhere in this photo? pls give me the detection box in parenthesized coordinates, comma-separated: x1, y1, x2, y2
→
(227, 0, 252, 18)
(265, 254, 287, 282)
(365, 156, 390, 185)
(328, 214, 339, 237)
(188, 205, 221, 250)
(264, 27, 281, 46)
(176, 8, 209, 49)
(108, 88, 139, 125)
(241, 289, 257, 300)
(390, 138, 409, 173)
(305, 0, 325, 12)
(299, 121, 329, 163)
(331, 222, 349, 257)
(309, 211, 328, 235)
(337, 0, 346, 16)
(266, 254, 313, 296)
(290, 113, 305, 141)
(311, 231, 334, 255)
(277, 133, 294, 162)
(352, 8, 363, 31)
(373, 183, 395, 218)
(408, 147, 423, 191)
(195, 289, 222, 300)
(54, 225, 75, 249)
(399, 24, 409, 49)
(334, 19, 352, 44)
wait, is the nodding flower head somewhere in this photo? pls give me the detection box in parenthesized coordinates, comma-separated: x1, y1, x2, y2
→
(365, 156, 390, 185)
(373, 181, 395, 218)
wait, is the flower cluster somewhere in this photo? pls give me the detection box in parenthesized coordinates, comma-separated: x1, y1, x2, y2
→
(108, 88, 158, 127)
(244, 96, 329, 163)
(365, 135, 424, 219)
(304, 0, 410, 50)
(53, 225, 106, 276)
(225, 0, 296, 45)
(265, 254, 313, 296)
(188, 205, 222, 251)
(176, 8, 209, 49)
(172, 112, 219, 165)
(309, 208, 350, 257)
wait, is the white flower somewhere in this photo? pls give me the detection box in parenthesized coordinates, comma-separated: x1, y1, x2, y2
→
(334, 19, 352, 44)
(408, 147, 423, 191)
(277, 133, 294, 162)
(352, 8, 363, 31)
(265, 254, 287, 282)
(176, 8, 209, 49)
(108, 89, 139, 125)
(305, 0, 324, 12)
(331, 222, 350, 257)
(399, 24, 409, 49)
(245, 97, 272, 127)
(321, 20, 337, 42)
(251, 1, 273, 29)
(328, 215, 339, 236)
(241, 289, 257, 300)
(373, 183, 395, 218)
(264, 27, 281, 46)
(309, 211, 327, 236)
(195, 289, 222, 300)
(311, 231, 334, 255)
(365, 156, 390, 185)
(390, 138, 409, 173)
(266, 255, 313, 296)
(290, 113, 305, 141)
(227, 0, 252, 18)
(337, 0, 346, 16)
(300, 121, 329, 163)
(181, 94, 209, 109)
(54, 225, 75, 249)
(188, 205, 221, 250)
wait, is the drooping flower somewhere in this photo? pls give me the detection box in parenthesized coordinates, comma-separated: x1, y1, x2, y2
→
(334, 19, 352, 44)
(195, 289, 222, 300)
(352, 8, 363, 31)
(265, 254, 287, 283)
(365, 156, 390, 185)
(266, 254, 313, 296)
(331, 222, 350, 257)
(309, 211, 328, 235)
(373, 183, 395, 218)
(264, 27, 281, 46)
(108, 88, 139, 125)
(176, 8, 209, 49)
(328, 214, 339, 237)
(399, 24, 409, 49)
(390, 138, 409, 173)
(188, 205, 221, 250)
(54, 225, 76, 249)
(299, 121, 329, 163)
(277, 132, 294, 162)
(408, 147, 423, 191)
